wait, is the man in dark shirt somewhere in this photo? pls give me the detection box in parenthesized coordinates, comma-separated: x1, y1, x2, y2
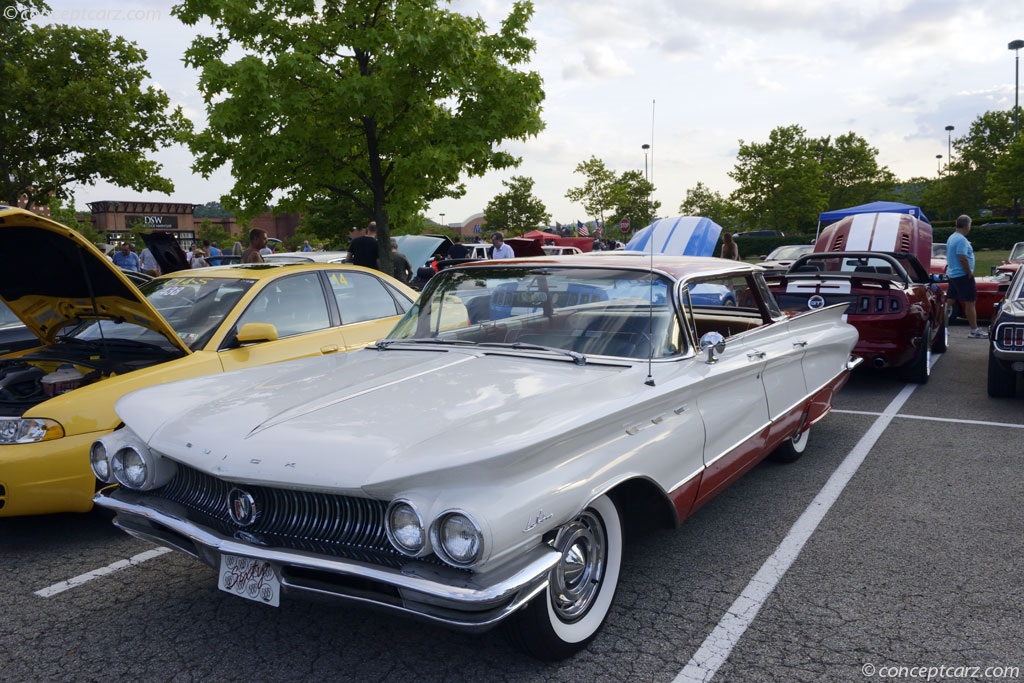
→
(346, 222, 379, 269)
(447, 234, 469, 259)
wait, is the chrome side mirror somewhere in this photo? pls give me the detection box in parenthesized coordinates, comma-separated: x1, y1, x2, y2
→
(699, 331, 726, 364)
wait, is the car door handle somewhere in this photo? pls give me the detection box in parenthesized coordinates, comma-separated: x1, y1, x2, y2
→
(793, 340, 808, 348)
(746, 350, 767, 360)
(320, 345, 340, 354)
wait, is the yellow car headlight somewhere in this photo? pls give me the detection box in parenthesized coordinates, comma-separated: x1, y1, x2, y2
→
(0, 417, 64, 444)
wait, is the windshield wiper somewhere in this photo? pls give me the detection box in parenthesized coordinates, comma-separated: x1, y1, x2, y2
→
(374, 338, 478, 349)
(477, 341, 587, 365)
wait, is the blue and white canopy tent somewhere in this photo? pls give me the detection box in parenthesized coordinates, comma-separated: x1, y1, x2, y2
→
(819, 201, 929, 225)
(625, 216, 722, 256)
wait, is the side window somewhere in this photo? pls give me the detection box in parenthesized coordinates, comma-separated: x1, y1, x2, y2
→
(236, 273, 330, 338)
(686, 274, 767, 340)
(329, 271, 401, 324)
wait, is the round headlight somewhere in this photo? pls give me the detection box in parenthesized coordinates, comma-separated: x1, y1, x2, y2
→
(433, 512, 483, 567)
(112, 447, 148, 489)
(89, 441, 111, 482)
(386, 501, 425, 555)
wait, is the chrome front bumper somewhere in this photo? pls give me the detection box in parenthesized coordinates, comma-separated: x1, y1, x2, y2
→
(94, 489, 559, 632)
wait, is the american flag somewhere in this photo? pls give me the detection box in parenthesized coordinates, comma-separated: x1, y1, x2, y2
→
(577, 220, 588, 237)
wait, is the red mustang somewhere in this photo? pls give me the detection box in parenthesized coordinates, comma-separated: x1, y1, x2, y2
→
(767, 212, 946, 383)
(934, 242, 1018, 321)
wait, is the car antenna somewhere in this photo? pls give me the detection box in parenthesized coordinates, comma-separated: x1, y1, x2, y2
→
(645, 219, 655, 387)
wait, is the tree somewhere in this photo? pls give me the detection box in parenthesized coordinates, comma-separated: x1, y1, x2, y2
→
(46, 198, 104, 245)
(814, 132, 897, 210)
(945, 110, 1018, 216)
(484, 175, 550, 234)
(193, 201, 234, 218)
(175, 0, 545, 275)
(986, 136, 1024, 214)
(565, 157, 619, 224)
(728, 125, 826, 232)
(0, 3, 192, 209)
(678, 182, 739, 228)
(606, 170, 659, 231)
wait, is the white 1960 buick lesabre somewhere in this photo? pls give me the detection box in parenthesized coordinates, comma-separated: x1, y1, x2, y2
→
(92, 252, 859, 660)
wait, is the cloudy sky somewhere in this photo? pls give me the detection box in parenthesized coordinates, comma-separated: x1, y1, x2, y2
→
(34, 0, 1024, 227)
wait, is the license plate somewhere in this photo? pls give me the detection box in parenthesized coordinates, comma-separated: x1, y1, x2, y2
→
(218, 554, 281, 607)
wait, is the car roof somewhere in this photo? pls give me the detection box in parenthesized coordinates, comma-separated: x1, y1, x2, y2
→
(450, 253, 759, 280)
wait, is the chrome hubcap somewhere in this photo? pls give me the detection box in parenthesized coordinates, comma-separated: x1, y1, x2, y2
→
(550, 509, 606, 622)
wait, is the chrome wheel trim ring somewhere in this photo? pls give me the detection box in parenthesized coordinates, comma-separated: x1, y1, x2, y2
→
(550, 509, 607, 623)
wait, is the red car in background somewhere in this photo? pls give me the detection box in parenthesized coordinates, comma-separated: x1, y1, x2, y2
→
(767, 212, 946, 383)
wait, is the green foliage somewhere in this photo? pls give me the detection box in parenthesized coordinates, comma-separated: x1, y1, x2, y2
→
(728, 125, 827, 232)
(46, 198, 104, 245)
(945, 110, 1018, 217)
(678, 182, 740, 228)
(175, 0, 545, 275)
(0, 16, 192, 209)
(193, 201, 234, 218)
(606, 170, 659, 231)
(986, 136, 1024, 211)
(195, 220, 234, 252)
(484, 175, 550, 234)
(565, 157, 618, 222)
(814, 132, 897, 209)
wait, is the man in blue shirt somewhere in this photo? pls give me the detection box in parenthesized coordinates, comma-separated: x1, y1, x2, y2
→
(946, 214, 985, 338)
(111, 242, 140, 272)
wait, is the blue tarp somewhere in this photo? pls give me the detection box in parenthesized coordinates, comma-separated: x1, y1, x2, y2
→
(625, 216, 722, 256)
(818, 201, 929, 225)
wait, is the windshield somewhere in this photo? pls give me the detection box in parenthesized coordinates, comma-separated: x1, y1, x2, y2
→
(932, 243, 947, 258)
(0, 301, 21, 328)
(67, 275, 255, 351)
(387, 266, 684, 359)
(1008, 243, 1024, 262)
(790, 254, 914, 279)
(766, 245, 813, 261)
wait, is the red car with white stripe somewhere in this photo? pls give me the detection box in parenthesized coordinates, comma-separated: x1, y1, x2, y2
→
(766, 212, 947, 383)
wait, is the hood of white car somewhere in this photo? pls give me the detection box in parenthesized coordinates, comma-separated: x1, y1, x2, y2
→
(117, 347, 644, 492)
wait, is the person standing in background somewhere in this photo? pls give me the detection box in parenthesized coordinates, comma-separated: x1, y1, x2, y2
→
(243, 228, 267, 263)
(489, 232, 514, 259)
(112, 242, 140, 271)
(946, 215, 985, 338)
(346, 222, 379, 269)
(720, 232, 740, 260)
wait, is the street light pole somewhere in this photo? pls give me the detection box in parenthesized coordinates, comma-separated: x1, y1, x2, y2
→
(641, 143, 650, 181)
(936, 154, 942, 175)
(945, 125, 954, 168)
(439, 212, 445, 227)
(1009, 40, 1023, 222)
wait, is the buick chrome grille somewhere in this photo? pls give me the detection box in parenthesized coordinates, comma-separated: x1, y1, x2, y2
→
(154, 464, 405, 564)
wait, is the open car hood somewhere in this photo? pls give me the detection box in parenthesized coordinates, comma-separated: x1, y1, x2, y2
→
(0, 207, 191, 352)
(141, 231, 190, 274)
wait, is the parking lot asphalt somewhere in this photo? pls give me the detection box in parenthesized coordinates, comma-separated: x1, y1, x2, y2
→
(2, 324, 1021, 683)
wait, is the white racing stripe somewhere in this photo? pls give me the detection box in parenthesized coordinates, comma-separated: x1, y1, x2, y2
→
(674, 364, 934, 682)
(34, 547, 172, 598)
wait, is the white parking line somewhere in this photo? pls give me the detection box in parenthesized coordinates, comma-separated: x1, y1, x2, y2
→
(34, 547, 172, 598)
(674, 383, 919, 683)
(834, 409, 1024, 430)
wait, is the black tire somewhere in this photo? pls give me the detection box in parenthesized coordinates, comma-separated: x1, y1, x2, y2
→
(900, 323, 931, 384)
(931, 312, 948, 353)
(504, 495, 623, 661)
(987, 350, 1016, 398)
(770, 425, 810, 463)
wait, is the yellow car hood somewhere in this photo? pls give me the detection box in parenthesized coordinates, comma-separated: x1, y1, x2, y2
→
(0, 207, 191, 353)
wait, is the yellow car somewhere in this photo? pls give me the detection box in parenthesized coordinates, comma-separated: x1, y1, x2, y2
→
(0, 207, 416, 516)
